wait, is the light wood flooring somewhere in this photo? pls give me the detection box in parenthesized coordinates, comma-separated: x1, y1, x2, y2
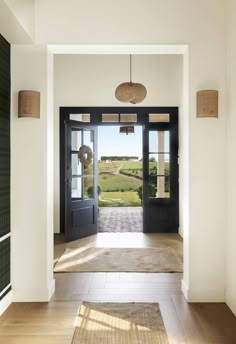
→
(0, 233, 236, 343)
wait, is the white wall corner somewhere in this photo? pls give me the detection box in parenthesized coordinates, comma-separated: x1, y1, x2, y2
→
(13, 279, 55, 302)
(4, 0, 35, 42)
(0, 0, 33, 44)
(226, 290, 236, 316)
(0, 291, 13, 316)
(181, 279, 188, 300)
(48, 278, 56, 300)
(182, 280, 225, 302)
(178, 228, 183, 238)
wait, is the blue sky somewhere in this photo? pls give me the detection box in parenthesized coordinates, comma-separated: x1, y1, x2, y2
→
(98, 126, 170, 160)
(98, 126, 143, 159)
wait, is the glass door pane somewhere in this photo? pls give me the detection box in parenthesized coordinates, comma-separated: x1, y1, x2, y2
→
(71, 128, 95, 200)
(71, 129, 82, 198)
(149, 131, 170, 198)
(71, 177, 82, 198)
(82, 129, 94, 199)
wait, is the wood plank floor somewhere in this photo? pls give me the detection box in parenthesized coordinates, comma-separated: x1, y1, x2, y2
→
(0, 233, 235, 343)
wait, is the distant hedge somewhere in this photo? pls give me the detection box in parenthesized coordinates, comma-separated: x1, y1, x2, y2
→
(120, 169, 142, 180)
(101, 156, 138, 161)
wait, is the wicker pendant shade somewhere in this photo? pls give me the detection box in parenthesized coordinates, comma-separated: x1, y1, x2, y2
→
(115, 82, 147, 104)
(115, 55, 147, 104)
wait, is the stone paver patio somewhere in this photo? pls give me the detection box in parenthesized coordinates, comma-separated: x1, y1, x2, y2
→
(98, 207, 143, 232)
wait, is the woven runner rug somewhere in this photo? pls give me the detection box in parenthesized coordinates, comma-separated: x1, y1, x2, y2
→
(72, 302, 169, 344)
(54, 247, 182, 272)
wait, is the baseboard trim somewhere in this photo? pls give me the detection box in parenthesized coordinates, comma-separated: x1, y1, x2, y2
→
(178, 228, 183, 239)
(226, 290, 236, 316)
(182, 279, 225, 302)
(0, 283, 11, 299)
(48, 279, 55, 300)
(13, 279, 55, 302)
(181, 279, 188, 300)
(0, 290, 13, 316)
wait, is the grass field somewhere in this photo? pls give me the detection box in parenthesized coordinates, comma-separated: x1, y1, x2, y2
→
(99, 191, 141, 207)
(98, 162, 121, 173)
(119, 161, 142, 169)
(99, 160, 146, 171)
(98, 174, 142, 192)
(96, 159, 168, 206)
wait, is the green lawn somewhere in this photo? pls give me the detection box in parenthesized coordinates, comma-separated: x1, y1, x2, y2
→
(99, 160, 143, 172)
(99, 191, 141, 207)
(96, 160, 169, 207)
(120, 168, 143, 179)
(98, 161, 121, 173)
(120, 161, 142, 169)
(98, 174, 142, 192)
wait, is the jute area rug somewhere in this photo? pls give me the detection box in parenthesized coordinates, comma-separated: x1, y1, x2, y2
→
(54, 247, 183, 273)
(72, 302, 169, 344)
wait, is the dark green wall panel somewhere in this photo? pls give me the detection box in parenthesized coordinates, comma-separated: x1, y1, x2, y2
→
(0, 238, 10, 293)
(0, 35, 10, 238)
(0, 34, 11, 297)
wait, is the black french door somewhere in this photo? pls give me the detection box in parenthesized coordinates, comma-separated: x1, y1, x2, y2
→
(143, 116, 179, 232)
(61, 107, 179, 236)
(65, 120, 98, 242)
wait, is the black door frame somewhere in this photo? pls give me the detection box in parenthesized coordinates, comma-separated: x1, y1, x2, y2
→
(60, 106, 179, 233)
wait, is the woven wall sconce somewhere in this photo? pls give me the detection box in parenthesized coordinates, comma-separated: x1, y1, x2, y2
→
(18, 90, 40, 118)
(196, 90, 218, 118)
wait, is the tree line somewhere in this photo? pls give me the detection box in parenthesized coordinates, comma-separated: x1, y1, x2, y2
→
(100, 156, 139, 161)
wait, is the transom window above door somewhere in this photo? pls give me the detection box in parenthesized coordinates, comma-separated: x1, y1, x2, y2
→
(70, 114, 90, 122)
(69, 112, 171, 124)
(149, 113, 170, 122)
(101, 113, 137, 123)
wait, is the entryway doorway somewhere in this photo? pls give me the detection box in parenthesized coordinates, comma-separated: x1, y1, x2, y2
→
(98, 125, 143, 233)
(60, 107, 179, 242)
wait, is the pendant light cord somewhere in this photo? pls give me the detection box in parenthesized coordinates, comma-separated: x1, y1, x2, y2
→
(130, 54, 132, 84)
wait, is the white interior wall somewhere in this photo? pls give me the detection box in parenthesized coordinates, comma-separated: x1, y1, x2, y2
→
(53, 54, 183, 234)
(0, 0, 35, 314)
(226, 0, 236, 315)
(0, 0, 230, 307)
(11, 44, 55, 302)
(4, 0, 35, 40)
(0, 0, 33, 44)
(47, 0, 227, 303)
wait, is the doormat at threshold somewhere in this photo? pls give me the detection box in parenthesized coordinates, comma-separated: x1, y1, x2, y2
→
(54, 247, 183, 273)
(72, 302, 169, 344)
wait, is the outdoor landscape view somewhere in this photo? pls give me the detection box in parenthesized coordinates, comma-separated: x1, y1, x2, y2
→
(93, 126, 170, 207)
(98, 157, 143, 207)
(94, 126, 142, 207)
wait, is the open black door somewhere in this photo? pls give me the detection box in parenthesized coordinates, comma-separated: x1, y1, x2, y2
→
(65, 120, 98, 242)
(143, 113, 179, 232)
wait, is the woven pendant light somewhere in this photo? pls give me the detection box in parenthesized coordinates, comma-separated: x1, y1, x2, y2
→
(115, 55, 147, 104)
